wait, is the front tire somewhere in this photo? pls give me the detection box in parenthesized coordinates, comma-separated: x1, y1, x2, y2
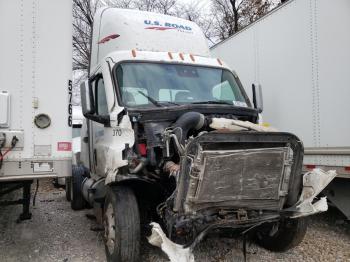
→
(104, 186, 140, 262)
(255, 218, 308, 252)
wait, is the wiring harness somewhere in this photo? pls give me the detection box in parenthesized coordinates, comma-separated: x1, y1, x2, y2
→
(0, 134, 18, 170)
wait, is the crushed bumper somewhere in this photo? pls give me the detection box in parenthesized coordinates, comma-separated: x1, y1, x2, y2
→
(286, 169, 337, 218)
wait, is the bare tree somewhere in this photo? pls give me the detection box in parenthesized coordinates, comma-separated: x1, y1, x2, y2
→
(133, 0, 177, 14)
(210, 0, 276, 41)
(132, 0, 157, 12)
(239, 0, 273, 27)
(175, 2, 215, 45)
(156, 0, 177, 15)
(72, 0, 96, 71)
(210, 0, 240, 40)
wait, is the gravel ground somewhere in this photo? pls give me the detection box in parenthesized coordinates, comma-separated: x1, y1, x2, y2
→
(1, 179, 350, 262)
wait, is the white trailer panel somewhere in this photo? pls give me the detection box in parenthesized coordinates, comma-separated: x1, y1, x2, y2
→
(0, 0, 73, 180)
(211, 0, 350, 171)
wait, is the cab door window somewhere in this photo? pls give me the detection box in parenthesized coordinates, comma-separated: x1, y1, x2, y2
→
(95, 77, 108, 115)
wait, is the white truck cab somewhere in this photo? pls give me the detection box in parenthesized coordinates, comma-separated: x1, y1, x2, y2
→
(80, 8, 251, 184)
(72, 8, 335, 261)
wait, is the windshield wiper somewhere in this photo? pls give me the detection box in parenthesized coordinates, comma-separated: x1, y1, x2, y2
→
(158, 101, 180, 106)
(137, 91, 162, 107)
(190, 100, 233, 105)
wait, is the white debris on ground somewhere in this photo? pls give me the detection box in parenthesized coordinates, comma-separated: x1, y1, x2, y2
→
(1, 179, 350, 262)
(147, 222, 194, 262)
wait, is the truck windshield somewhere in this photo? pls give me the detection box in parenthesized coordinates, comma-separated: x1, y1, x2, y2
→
(115, 62, 248, 108)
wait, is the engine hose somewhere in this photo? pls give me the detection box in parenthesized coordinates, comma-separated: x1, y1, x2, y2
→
(172, 112, 205, 145)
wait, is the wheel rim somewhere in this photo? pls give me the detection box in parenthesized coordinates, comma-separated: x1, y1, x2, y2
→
(104, 202, 116, 255)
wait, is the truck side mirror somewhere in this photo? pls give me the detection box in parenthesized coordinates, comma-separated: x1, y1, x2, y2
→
(80, 80, 95, 116)
(252, 84, 263, 113)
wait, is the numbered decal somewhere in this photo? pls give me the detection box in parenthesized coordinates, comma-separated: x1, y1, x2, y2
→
(68, 80, 72, 127)
(113, 128, 122, 136)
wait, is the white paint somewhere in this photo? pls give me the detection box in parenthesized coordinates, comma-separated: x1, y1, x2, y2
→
(148, 223, 195, 262)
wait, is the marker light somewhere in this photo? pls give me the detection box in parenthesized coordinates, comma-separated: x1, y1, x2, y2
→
(132, 49, 137, 57)
(179, 53, 184, 60)
(190, 54, 195, 62)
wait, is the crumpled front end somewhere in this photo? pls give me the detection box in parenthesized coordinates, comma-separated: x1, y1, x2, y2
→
(174, 132, 304, 215)
(159, 130, 336, 246)
(149, 131, 336, 260)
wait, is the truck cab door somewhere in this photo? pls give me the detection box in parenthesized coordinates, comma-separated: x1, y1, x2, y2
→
(89, 74, 109, 176)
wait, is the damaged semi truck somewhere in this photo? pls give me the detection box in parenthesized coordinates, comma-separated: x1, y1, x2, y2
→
(70, 8, 336, 261)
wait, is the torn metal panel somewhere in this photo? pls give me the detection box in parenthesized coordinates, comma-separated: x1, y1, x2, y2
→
(289, 169, 337, 218)
(148, 223, 195, 262)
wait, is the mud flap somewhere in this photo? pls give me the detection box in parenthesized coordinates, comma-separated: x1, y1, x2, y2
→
(287, 169, 337, 218)
(147, 222, 195, 262)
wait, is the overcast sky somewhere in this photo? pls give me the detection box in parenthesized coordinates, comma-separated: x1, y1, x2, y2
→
(177, 0, 281, 13)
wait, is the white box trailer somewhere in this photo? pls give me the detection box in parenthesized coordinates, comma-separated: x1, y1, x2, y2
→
(211, 0, 350, 218)
(0, 0, 72, 219)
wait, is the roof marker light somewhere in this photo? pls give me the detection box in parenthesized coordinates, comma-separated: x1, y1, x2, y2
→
(179, 53, 184, 61)
(132, 49, 137, 58)
(168, 52, 173, 59)
(217, 58, 223, 65)
(190, 54, 195, 62)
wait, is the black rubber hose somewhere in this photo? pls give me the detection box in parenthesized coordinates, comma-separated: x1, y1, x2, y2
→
(172, 112, 205, 145)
